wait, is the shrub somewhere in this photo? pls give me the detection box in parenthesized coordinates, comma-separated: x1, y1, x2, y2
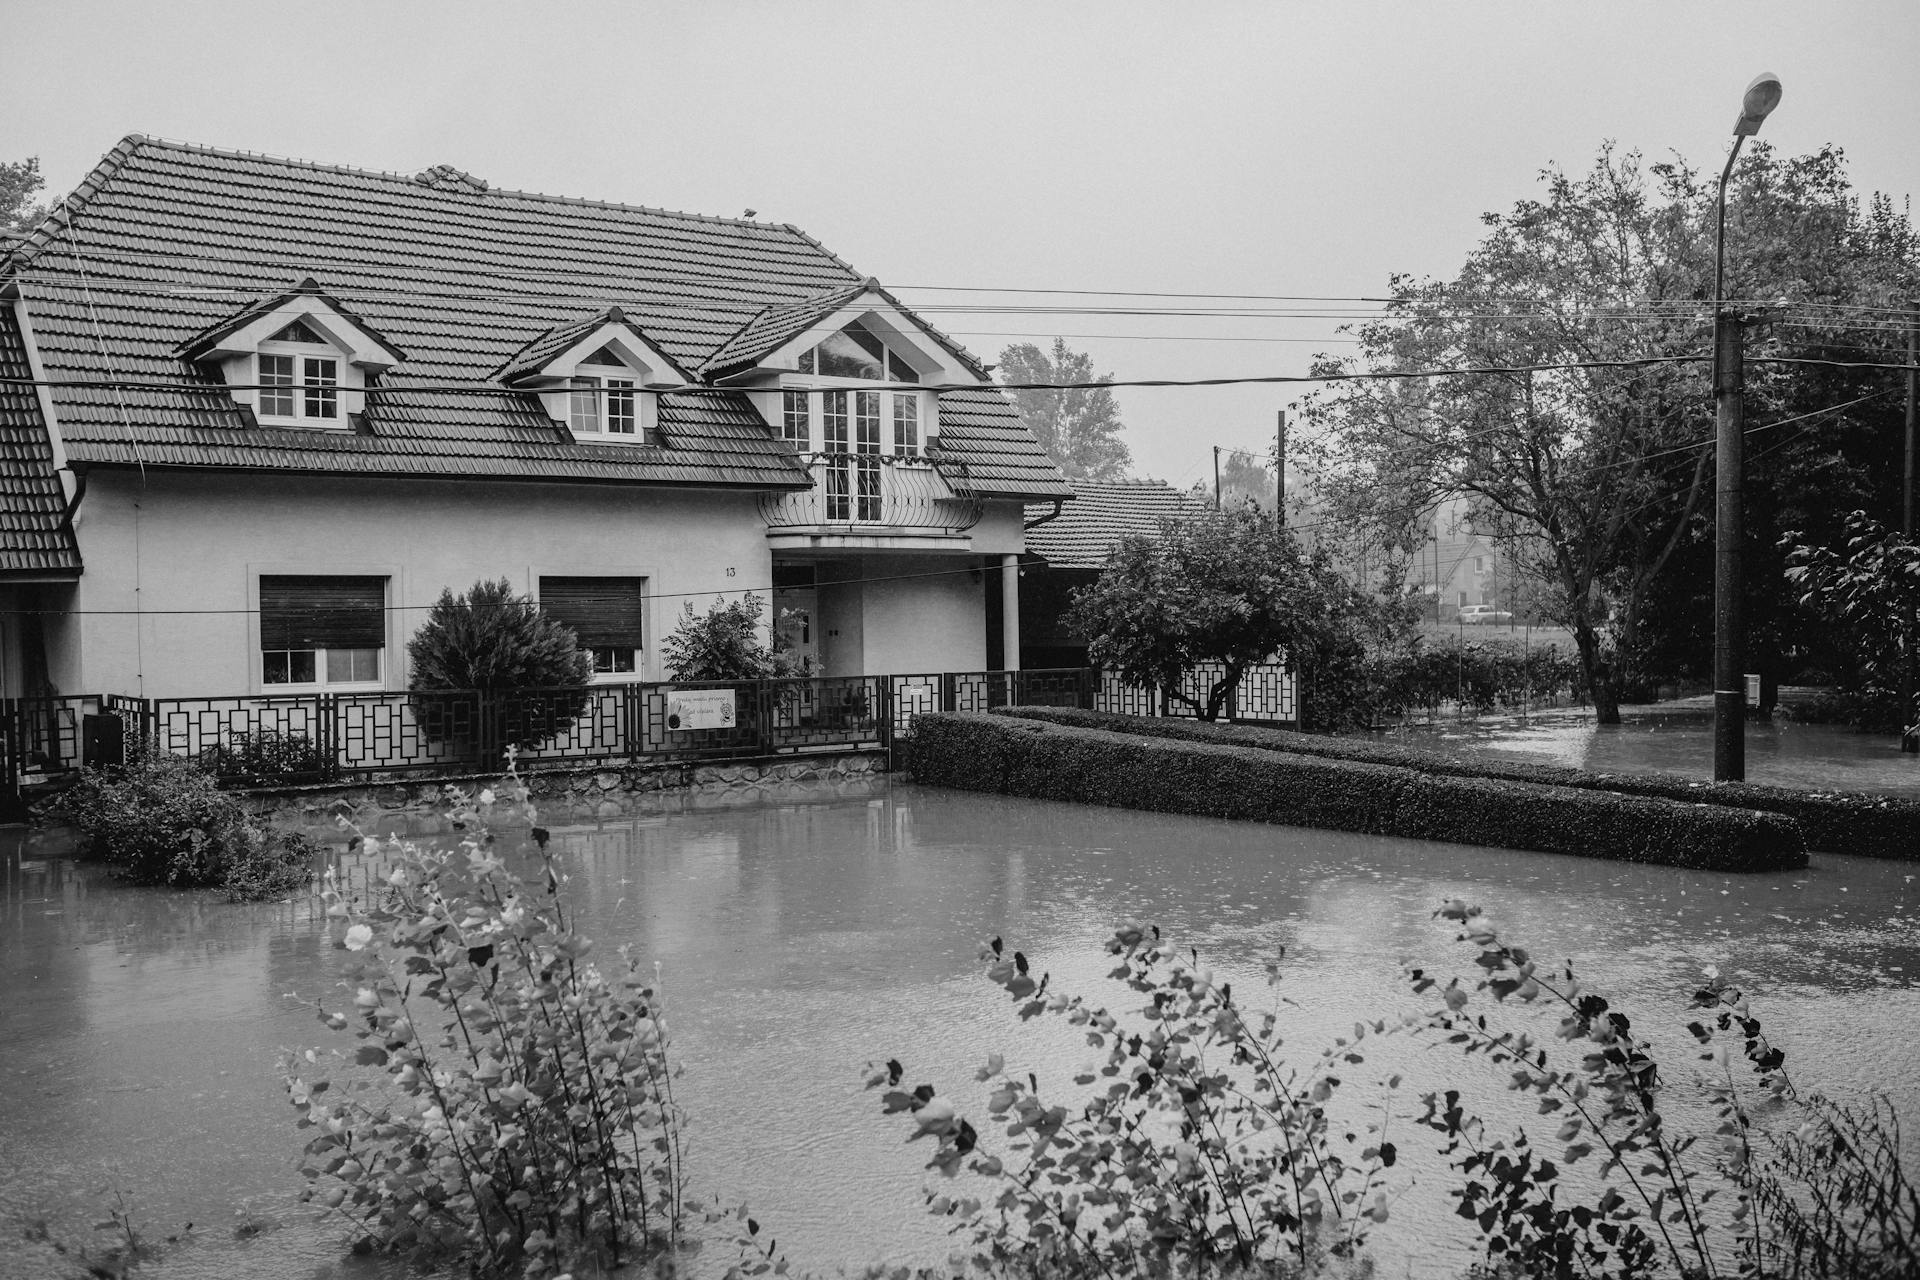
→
(903, 712, 1807, 871)
(407, 579, 595, 752)
(994, 705, 1920, 861)
(206, 728, 335, 785)
(877, 903, 1916, 1280)
(661, 592, 805, 681)
(285, 768, 692, 1278)
(872, 926, 1395, 1275)
(54, 754, 317, 899)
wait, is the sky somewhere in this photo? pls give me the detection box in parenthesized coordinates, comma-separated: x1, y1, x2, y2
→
(4, 0, 1917, 492)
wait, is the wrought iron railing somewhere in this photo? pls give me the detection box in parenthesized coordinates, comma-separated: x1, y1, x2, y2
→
(757, 454, 983, 533)
(0, 663, 1295, 796)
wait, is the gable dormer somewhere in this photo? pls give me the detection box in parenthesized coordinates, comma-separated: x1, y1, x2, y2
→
(493, 307, 686, 445)
(706, 282, 989, 458)
(176, 279, 404, 429)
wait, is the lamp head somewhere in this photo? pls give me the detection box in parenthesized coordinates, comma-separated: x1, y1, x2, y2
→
(1733, 72, 1782, 137)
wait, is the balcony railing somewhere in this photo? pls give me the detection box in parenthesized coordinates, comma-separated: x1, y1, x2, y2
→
(758, 453, 982, 534)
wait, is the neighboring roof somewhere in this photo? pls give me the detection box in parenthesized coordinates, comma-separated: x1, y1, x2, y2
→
(0, 135, 1061, 496)
(1022, 479, 1207, 568)
(0, 309, 82, 576)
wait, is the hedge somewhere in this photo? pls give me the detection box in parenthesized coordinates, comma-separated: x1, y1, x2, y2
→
(993, 706, 1919, 862)
(903, 713, 1806, 872)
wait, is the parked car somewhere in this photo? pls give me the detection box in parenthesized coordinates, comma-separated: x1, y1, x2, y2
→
(1456, 604, 1514, 625)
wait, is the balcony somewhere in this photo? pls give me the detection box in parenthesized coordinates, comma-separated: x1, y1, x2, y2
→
(758, 453, 983, 551)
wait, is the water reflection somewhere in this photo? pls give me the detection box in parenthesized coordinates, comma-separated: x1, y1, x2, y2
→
(2, 781, 1915, 1278)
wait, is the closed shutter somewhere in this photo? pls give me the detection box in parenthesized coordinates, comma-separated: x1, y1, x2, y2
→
(539, 577, 645, 647)
(259, 576, 387, 650)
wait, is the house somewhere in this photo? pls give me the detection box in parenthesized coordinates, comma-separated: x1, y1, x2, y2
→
(0, 136, 1071, 703)
(1017, 479, 1207, 668)
(1407, 500, 1513, 623)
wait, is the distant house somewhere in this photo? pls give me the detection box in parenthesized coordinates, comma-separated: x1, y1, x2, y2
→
(0, 136, 1070, 701)
(1408, 500, 1512, 622)
(1016, 479, 1207, 668)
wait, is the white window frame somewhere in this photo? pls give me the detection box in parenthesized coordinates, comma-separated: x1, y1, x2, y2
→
(255, 342, 344, 427)
(568, 359, 647, 444)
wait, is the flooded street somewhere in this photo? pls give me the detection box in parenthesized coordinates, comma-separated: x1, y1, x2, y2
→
(3, 779, 1917, 1278)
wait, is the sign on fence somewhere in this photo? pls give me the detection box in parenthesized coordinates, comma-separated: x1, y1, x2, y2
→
(667, 688, 737, 731)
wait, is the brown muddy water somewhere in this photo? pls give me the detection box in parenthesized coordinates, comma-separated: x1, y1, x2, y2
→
(2, 779, 1917, 1279)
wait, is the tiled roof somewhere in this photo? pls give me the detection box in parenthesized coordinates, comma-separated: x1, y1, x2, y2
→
(489, 305, 686, 383)
(174, 277, 406, 364)
(0, 137, 1041, 494)
(0, 308, 82, 576)
(1022, 479, 1206, 568)
(700, 282, 869, 378)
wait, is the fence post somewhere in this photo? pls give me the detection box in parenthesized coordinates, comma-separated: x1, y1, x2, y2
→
(319, 693, 339, 781)
(757, 681, 774, 756)
(941, 671, 956, 714)
(1078, 666, 1094, 710)
(878, 677, 895, 751)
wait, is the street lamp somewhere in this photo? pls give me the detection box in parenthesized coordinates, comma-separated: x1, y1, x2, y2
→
(1712, 71, 1782, 783)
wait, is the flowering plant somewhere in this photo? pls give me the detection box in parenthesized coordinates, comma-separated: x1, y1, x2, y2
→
(283, 760, 688, 1278)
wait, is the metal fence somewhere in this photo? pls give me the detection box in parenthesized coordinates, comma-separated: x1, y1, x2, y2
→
(1, 662, 1293, 796)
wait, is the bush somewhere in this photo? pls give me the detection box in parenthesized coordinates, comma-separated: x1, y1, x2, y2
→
(54, 754, 318, 899)
(285, 770, 692, 1278)
(903, 712, 1806, 871)
(878, 903, 1916, 1280)
(407, 579, 595, 752)
(661, 592, 805, 681)
(206, 728, 336, 785)
(994, 705, 1920, 861)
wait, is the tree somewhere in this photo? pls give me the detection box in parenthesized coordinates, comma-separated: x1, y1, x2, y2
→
(1065, 506, 1377, 721)
(997, 338, 1131, 480)
(1783, 512, 1920, 734)
(1, 157, 48, 233)
(1217, 449, 1278, 515)
(660, 593, 804, 680)
(1303, 143, 1919, 723)
(407, 579, 594, 750)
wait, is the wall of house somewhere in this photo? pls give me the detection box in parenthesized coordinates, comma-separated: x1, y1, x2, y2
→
(65, 471, 772, 698)
(860, 554, 985, 675)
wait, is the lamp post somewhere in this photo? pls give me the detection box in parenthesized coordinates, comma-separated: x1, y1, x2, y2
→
(1711, 71, 1783, 783)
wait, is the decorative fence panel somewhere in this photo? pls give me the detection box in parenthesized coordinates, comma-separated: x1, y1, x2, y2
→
(4, 664, 1294, 796)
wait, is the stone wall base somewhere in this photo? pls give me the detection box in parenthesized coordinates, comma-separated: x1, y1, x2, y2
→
(245, 750, 893, 832)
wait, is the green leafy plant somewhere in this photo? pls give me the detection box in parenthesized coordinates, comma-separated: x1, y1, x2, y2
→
(1409, 899, 1917, 1280)
(284, 759, 691, 1278)
(871, 924, 1398, 1277)
(662, 592, 806, 681)
(206, 727, 335, 785)
(54, 753, 318, 899)
(407, 578, 596, 752)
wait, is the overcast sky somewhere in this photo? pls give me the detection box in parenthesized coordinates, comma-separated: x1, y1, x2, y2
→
(5, 0, 1916, 490)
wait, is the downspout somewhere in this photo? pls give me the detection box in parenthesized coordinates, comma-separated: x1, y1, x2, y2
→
(59, 464, 88, 537)
(1023, 499, 1064, 531)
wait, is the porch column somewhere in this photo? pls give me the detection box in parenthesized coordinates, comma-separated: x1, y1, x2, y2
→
(1000, 553, 1021, 671)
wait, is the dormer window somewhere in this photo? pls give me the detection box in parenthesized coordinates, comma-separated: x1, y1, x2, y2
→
(796, 320, 920, 383)
(256, 324, 344, 424)
(569, 346, 643, 440)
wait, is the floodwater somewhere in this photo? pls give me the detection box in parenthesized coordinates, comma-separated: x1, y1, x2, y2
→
(3, 780, 1917, 1279)
(1385, 704, 1920, 799)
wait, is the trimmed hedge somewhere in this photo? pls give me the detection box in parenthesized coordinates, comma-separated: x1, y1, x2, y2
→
(994, 706, 1920, 862)
(902, 713, 1806, 872)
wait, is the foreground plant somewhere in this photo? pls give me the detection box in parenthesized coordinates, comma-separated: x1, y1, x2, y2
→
(284, 765, 689, 1278)
(1410, 899, 1917, 1279)
(872, 926, 1397, 1278)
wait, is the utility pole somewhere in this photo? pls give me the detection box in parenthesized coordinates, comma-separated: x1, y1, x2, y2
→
(1903, 303, 1918, 751)
(1213, 446, 1222, 510)
(1713, 311, 1746, 780)
(1275, 410, 1287, 527)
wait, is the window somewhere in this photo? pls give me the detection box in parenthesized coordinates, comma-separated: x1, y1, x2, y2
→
(781, 390, 810, 449)
(893, 394, 919, 455)
(540, 577, 645, 675)
(796, 320, 920, 383)
(1473, 556, 1486, 573)
(569, 375, 638, 437)
(257, 353, 339, 421)
(259, 575, 385, 687)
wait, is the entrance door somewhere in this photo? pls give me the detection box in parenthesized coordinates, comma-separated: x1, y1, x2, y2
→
(772, 585, 818, 671)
